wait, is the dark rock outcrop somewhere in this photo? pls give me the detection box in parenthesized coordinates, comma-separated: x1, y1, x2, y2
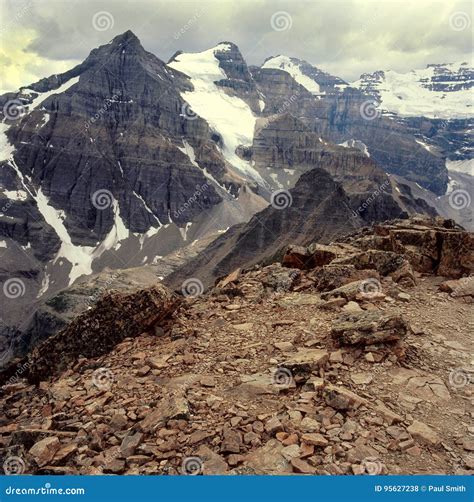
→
(26, 284, 180, 383)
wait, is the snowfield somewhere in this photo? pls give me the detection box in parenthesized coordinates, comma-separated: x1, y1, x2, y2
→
(351, 62, 473, 119)
(168, 44, 265, 185)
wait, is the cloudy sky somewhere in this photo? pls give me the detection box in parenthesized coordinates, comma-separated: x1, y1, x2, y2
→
(0, 0, 472, 93)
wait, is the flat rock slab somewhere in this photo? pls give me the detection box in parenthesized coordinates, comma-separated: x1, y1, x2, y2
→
(407, 420, 440, 446)
(139, 393, 189, 433)
(281, 349, 329, 378)
(323, 384, 369, 410)
(232, 372, 295, 397)
(439, 277, 474, 297)
(331, 310, 410, 346)
(276, 293, 324, 307)
(243, 439, 292, 474)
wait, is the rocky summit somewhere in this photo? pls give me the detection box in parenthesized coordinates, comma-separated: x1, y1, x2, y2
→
(1, 216, 472, 475)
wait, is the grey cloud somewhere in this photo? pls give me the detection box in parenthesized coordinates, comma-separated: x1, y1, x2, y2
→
(1, 0, 472, 82)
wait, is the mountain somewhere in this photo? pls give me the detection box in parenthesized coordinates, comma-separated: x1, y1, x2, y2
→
(350, 62, 473, 167)
(0, 31, 470, 357)
(261, 55, 346, 94)
(250, 58, 450, 194)
(351, 62, 473, 120)
(0, 34, 268, 332)
(165, 166, 361, 290)
(349, 61, 473, 224)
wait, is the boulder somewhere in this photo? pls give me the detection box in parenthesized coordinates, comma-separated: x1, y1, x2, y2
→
(281, 349, 329, 379)
(195, 446, 228, 474)
(321, 278, 382, 302)
(29, 436, 61, 467)
(407, 420, 440, 446)
(243, 439, 292, 474)
(311, 264, 379, 292)
(331, 311, 410, 346)
(391, 260, 417, 287)
(282, 243, 340, 270)
(439, 277, 474, 297)
(323, 385, 368, 410)
(120, 432, 143, 457)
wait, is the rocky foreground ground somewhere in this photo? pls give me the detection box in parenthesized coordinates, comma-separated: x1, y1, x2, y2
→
(0, 217, 473, 476)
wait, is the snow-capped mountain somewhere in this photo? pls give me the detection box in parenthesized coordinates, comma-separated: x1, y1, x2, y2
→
(262, 55, 346, 95)
(0, 31, 470, 354)
(350, 62, 473, 120)
(350, 61, 473, 200)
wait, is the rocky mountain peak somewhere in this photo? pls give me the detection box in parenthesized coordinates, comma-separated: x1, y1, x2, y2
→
(110, 29, 141, 46)
(85, 30, 151, 63)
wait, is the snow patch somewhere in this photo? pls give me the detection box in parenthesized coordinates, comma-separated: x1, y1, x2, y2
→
(37, 273, 50, 298)
(23, 76, 80, 112)
(339, 139, 370, 157)
(179, 221, 192, 242)
(0, 122, 15, 162)
(262, 56, 321, 94)
(177, 140, 231, 194)
(36, 190, 130, 285)
(415, 138, 435, 153)
(446, 158, 474, 176)
(2, 189, 28, 201)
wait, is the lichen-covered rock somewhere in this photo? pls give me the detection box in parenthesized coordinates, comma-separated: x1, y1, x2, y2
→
(331, 311, 410, 346)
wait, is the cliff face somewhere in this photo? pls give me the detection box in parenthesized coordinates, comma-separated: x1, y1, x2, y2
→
(1, 31, 226, 245)
(251, 62, 450, 195)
